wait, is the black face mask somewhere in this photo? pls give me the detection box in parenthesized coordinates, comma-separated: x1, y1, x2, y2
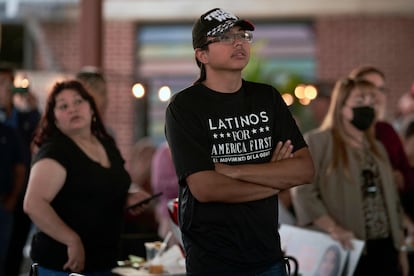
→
(351, 106, 375, 131)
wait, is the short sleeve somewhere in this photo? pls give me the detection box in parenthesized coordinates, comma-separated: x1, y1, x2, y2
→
(32, 137, 70, 168)
(165, 96, 214, 185)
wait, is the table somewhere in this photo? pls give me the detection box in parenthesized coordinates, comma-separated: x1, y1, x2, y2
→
(112, 245, 186, 276)
(112, 265, 186, 276)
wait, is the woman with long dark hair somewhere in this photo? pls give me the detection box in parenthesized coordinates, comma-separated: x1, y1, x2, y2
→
(292, 78, 408, 276)
(24, 80, 149, 275)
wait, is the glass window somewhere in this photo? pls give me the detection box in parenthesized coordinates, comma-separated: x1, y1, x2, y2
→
(136, 22, 315, 143)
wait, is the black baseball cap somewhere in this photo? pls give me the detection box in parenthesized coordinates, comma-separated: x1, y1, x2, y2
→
(192, 8, 255, 49)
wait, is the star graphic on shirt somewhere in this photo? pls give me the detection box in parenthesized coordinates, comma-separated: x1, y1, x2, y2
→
(227, 132, 231, 138)
(265, 126, 270, 131)
(220, 133, 225, 138)
(252, 128, 257, 134)
(259, 127, 264, 132)
(213, 133, 218, 139)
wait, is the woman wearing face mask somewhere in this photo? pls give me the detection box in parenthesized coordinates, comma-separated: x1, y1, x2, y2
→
(291, 78, 408, 276)
(349, 65, 414, 193)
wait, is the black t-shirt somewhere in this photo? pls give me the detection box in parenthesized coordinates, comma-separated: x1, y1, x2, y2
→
(165, 80, 307, 274)
(0, 123, 24, 195)
(30, 132, 130, 272)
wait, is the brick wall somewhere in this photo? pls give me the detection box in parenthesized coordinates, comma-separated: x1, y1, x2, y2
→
(35, 22, 80, 71)
(34, 20, 138, 163)
(315, 15, 414, 120)
(33, 15, 414, 162)
(103, 21, 137, 163)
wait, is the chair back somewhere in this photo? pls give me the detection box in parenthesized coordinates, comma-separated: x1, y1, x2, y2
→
(29, 263, 38, 276)
(284, 255, 299, 276)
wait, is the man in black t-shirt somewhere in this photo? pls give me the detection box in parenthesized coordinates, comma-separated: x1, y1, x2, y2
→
(0, 63, 40, 276)
(0, 122, 25, 276)
(165, 8, 314, 275)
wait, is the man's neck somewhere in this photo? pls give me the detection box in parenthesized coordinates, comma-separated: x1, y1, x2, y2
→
(202, 70, 243, 93)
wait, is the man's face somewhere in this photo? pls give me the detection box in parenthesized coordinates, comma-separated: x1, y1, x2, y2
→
(198, 26, 251, 72)
(0, 72, 13, 108)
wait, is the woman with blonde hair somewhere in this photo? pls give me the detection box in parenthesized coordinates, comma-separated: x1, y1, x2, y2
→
(291, 78, 408, 275)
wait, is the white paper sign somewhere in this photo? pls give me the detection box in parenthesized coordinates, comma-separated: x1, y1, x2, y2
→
(279, 224, 365, 276)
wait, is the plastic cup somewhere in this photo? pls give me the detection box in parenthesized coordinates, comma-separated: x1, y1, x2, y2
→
(144, 241, 162, 262)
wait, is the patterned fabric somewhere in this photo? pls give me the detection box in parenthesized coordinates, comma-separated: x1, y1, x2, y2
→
(192, 8, 254, 48)
(206, 21, 236, 36)
(292, 128, 404, 251)
(360, 149, 390, 240)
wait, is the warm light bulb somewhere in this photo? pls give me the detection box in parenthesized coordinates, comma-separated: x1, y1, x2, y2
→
(132, 83, 145, 98)
(20, 78, 30, 88)
(304, 85, 317, 100)
(294, 84, 306, 99)
(158, 85, 171, 102)
(299, 97, 311, 105)
(282, 93, 294, 106)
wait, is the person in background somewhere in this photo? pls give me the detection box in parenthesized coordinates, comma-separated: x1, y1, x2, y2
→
(165, 8, 314, 275)
(291, 78, 408, 276)
(309, 82, 333, 128)
(75, 66, 108, 119)
(395, 82, 414, 134)
(402, 121, 414, 241)
(349, 66, 414, 243)
(75, 66, 116, 139)
(0, 122, 26, 276)
(0, 63, 41, 276)
(404, 121, 414, 168)
(128, 137, 157, 196)
(278, 81, 335, 226)
(121, 137, 159, 259)
(402, 121, 414, 276)
(349, 65, 414, 193)
(23, 80, 149, 275)
(151, 141, 179, 246)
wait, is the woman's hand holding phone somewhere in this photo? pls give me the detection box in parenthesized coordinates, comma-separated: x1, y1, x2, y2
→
(126, 191, 163, 215)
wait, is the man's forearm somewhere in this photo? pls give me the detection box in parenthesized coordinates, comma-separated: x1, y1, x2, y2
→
(187, 170, 279, 203)
(216, 147, 314, 189)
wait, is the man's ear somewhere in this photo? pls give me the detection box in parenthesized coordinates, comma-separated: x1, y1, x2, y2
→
(195, 48, 208, 65)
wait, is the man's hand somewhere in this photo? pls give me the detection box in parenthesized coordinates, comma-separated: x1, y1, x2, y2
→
(271, 140, 294, 162)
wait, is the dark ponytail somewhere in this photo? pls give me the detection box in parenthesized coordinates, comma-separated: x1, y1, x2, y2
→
(194, 63, 206, 85)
